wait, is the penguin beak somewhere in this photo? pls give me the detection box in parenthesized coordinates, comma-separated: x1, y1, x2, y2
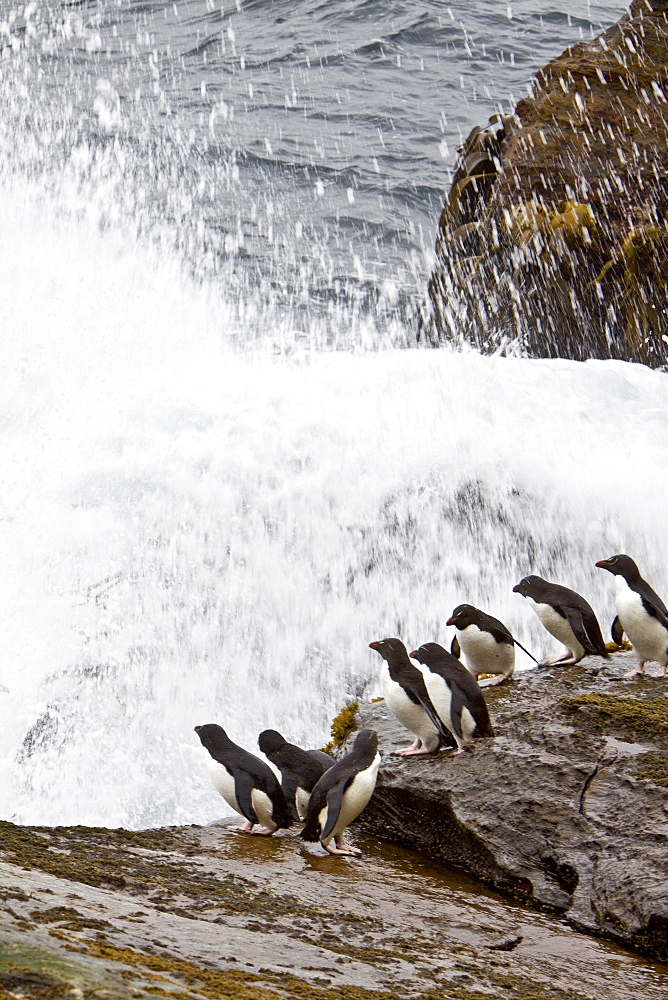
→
(194, 725, 202, 733)
(446, 616, 457, 626)
(408, 650, 419, 659)
(595, 559, 608, 569)
(368, 641, 382, 650)
(512, 583, 521, 593)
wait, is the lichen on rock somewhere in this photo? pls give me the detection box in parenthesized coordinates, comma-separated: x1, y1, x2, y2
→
(426, 0, 668, 364)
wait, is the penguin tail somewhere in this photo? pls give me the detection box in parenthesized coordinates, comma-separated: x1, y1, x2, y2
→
(475, 721, 495, 739)
(277, 807, 294, 830)
(298, 818, 322, 843)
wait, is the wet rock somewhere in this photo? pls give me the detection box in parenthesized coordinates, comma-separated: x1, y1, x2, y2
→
(354, 652, 668, 961)
(1, 806, 666, 998)
(426, 0, 668, 364)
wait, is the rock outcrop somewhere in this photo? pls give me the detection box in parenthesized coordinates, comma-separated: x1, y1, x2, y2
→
(4, 798, 666, 999)
(354, 651, 668, 961)
(426, 0, 668, 364)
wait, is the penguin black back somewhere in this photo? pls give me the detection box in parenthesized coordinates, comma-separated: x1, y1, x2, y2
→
(513, 575, 607, 659)
(596, 555, 668, 619)
(299, 730, 380, 853)
(447, 604, 514, 645)
(410, 643, 495, 739)
(258, 729, 334, 821)
(195, 723, 292, 830)
(368, 637, 435, 708)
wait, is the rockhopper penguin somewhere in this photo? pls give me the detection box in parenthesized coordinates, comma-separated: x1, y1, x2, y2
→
(258, 729, 335, 821)
(595, 554, 668, 677)
(195, 723, 292, 834)
(369, 638, 447, 754)
(447, 604, 537, 686)
(409, 642, 495, 754)
(512, 575, 607, 667)
(299, 729, 380, 856)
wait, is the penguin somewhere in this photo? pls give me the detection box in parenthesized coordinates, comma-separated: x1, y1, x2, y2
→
(257, 729, 335, 821)
(446, 604, 537, 686)
(512, 575, 607, 666)
(299, 729, 380, 856)
(195, 724, 292, 834)
(409, 642, 495, 755)
(368, 638, 447, 754)
(595, 554, 668, 677)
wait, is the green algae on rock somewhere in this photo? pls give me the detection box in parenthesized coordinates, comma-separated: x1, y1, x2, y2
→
(426, 0, 668, 365)
(321, 701, 359, 755)
(561, 693, 668, 745)
(4, 817, 662, 1000)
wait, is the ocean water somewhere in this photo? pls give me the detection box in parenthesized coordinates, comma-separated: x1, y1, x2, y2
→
(2, 0, 659, 829)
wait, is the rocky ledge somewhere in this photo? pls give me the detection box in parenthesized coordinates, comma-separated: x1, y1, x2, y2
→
(426, 0, 668, 364)
(353, 650, 668, 961)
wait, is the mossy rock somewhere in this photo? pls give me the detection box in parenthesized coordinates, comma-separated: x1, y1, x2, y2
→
(321, 701, 359, 755)
(631, 751, 668, 786)
(561, 693, 668, 746)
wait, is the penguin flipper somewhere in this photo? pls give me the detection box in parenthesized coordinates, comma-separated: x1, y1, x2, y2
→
(233, 772, 260, 825)
(280, 772, 301, 822)
(563, 607, 599, 656)
(451, 681, 495, 741)
(611, 615, 624, 646)
(451, 635, 461, 659)
(641, 594, 668, 631)
(321, 775, 354, 842)
(580, 606, 608, 657)
(417, 693, 458, 748)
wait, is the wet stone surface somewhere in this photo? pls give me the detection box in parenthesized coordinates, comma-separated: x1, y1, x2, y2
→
(0, 810, 667, 1000)
(355, 651, 668, 962)
(1, 653, 667, 998)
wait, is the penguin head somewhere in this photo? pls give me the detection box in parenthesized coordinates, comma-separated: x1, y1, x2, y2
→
(368, 637, 410, 664)
(595, 554, 640, 579)
(409, 641, 450, 666)
(512, 575, 545, 599)
(258, 729, 287, 756)
(446, 604, 478, 628)
(194, 723, 231, 752)
(352, 729, 378, 757)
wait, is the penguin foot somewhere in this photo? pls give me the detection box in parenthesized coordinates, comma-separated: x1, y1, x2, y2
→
(324, 839, 362, 856)
(227, 821, 254, 833)
(251, 825, 277, 836)
(623, 663, 646, 678)
(394, 745, 434, 756)
(393, 738, 421, 755)
(539, 655, 577, 668)
(484, 674, 508, 687)
(443, 747, 466, 757)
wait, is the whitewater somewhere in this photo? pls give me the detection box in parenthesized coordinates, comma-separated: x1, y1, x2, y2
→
(2, 0, 664, 829)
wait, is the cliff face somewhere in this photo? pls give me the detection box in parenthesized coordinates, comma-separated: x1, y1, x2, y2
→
(354, 652, 668, 962)
(427, 0, 668, 364)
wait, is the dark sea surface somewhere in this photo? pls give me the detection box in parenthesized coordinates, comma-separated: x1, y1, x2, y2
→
(0, 0, 626, 345)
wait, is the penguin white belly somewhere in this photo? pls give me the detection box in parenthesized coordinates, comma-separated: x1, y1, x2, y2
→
(419, 671, 454, 736)
(295, 786, 311, 822)
(461, 707, 476, 741)
(381, 665, 439, 749)
(616, 578, 668, 664)
(458, 625, 515, 678)
(251, 788, 276, 830)
(207, 759, 241, 815)
(323, 753, 381, 843)
(528, 598, 584, 657)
